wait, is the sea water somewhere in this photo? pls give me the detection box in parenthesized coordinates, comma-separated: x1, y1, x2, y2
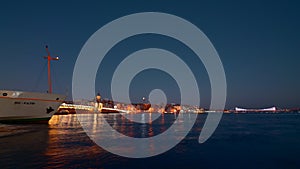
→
(0, 113, 299, 169)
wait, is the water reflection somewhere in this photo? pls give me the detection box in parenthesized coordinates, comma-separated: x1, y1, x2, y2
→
(76, 111, 198, 157)
(76, 111, 178, 138)
(0, 113, 203, 167)
(46, 115, 106, 167)
(1, 113, 299, 168)
(0, 124, 49, 168)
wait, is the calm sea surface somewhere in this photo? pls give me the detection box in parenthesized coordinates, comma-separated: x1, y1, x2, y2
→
(0, 113, 300, 169)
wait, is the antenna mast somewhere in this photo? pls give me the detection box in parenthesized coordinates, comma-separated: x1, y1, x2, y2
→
(44, 45, 59, 93)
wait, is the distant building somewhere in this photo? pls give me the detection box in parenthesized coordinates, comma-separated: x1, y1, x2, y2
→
(235, 106, 276, 112)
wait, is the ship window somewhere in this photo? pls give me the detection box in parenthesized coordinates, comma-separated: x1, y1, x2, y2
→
(56, 98, 59, 100)
(2, 93, 7, 96)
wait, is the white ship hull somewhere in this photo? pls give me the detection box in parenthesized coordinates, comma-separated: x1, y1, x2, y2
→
(0, 90, 65, 123)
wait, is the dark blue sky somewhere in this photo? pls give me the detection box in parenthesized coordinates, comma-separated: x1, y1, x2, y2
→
(0, 0, 299, 109)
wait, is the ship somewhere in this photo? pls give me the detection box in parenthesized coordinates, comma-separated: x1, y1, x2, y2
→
(0, 46, 66, 123)
(0, 90, 65, 123)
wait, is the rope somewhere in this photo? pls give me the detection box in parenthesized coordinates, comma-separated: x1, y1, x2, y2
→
(33, 61, 47, 92)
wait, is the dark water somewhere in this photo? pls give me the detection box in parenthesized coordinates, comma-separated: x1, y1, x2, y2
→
(0, 113, 300, 169)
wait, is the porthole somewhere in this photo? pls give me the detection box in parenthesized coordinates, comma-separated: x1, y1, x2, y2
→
(56, 98, 59, 100)
(2, 93, 7, 96)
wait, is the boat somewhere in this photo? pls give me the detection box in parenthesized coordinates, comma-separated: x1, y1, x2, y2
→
(0, 90, 65, 123)
(55, 101, 76, 115)
(101, 107, 122, 114)
(0, 46, 66, 123)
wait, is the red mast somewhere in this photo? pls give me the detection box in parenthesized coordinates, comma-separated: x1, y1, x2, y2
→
(44, 45, 59, 93)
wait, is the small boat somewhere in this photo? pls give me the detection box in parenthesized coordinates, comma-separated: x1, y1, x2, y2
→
(101, 107, 121, 114)
(0, 46, 66, 123)
(55, 101, 76, 115)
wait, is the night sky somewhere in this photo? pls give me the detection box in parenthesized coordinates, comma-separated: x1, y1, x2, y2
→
(0, 0, 299, 109)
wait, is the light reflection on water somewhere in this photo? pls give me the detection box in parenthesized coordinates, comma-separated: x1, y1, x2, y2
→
(0, 113, 300, 168)
(45, 117, 101, 168)
(76, 112, 181, 138)
(76, 112, 198, 158)
(0, 113, 196, 168)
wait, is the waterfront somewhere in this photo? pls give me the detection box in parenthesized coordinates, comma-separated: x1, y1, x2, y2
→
(1, 113, 300, 169)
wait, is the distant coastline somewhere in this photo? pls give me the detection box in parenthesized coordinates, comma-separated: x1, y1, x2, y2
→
(55, 100, 300, 115)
